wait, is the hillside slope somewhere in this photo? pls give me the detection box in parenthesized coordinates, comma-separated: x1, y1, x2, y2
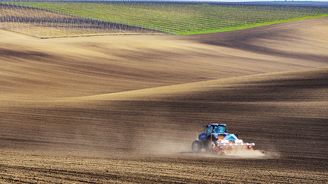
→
(0, 17, 327, 183)
(0, 17, 327, 154)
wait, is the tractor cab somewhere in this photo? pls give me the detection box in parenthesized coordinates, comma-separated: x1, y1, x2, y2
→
(198, 123, 228, 142)
(204, 123, 227, 136)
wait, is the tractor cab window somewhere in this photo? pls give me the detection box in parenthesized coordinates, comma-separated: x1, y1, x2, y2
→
(214, 125, 226, 134)
(205, 126, 213, 136)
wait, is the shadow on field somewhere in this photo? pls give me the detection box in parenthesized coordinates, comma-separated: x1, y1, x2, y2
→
(191, 18, 328, 63)
(0, 47, 51, 59)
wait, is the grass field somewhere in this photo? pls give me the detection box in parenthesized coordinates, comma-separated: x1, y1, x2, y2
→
(8, 2, 328, 35)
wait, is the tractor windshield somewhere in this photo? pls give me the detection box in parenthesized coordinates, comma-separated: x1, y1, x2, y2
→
(214, 125, 226, 134)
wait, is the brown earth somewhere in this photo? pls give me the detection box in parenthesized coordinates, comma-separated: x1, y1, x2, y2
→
(0, 18, 327, 183)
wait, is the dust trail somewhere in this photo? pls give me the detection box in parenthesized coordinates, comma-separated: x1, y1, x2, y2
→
(139, 138, 279, 159)
(223, 149, 267, 159)
(140, 140, 191, 155)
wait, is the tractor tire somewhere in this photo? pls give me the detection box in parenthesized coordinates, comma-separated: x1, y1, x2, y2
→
(192, 140, 202, 153)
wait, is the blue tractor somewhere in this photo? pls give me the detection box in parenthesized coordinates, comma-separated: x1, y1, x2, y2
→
(192, 123, 255, 153)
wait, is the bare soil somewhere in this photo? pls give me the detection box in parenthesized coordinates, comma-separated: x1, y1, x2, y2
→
(0, 18, 327, 183)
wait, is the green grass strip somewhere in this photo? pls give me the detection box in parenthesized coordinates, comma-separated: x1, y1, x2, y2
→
(177, 14, 328, 35)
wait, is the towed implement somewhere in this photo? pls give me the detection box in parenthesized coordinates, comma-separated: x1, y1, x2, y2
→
(192, 123, 255, 154)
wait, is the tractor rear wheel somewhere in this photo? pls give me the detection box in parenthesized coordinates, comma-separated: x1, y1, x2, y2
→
(192, 140, 202, 153)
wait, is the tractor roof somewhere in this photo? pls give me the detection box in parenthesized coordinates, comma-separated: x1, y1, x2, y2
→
(206, 123, 226, 127)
